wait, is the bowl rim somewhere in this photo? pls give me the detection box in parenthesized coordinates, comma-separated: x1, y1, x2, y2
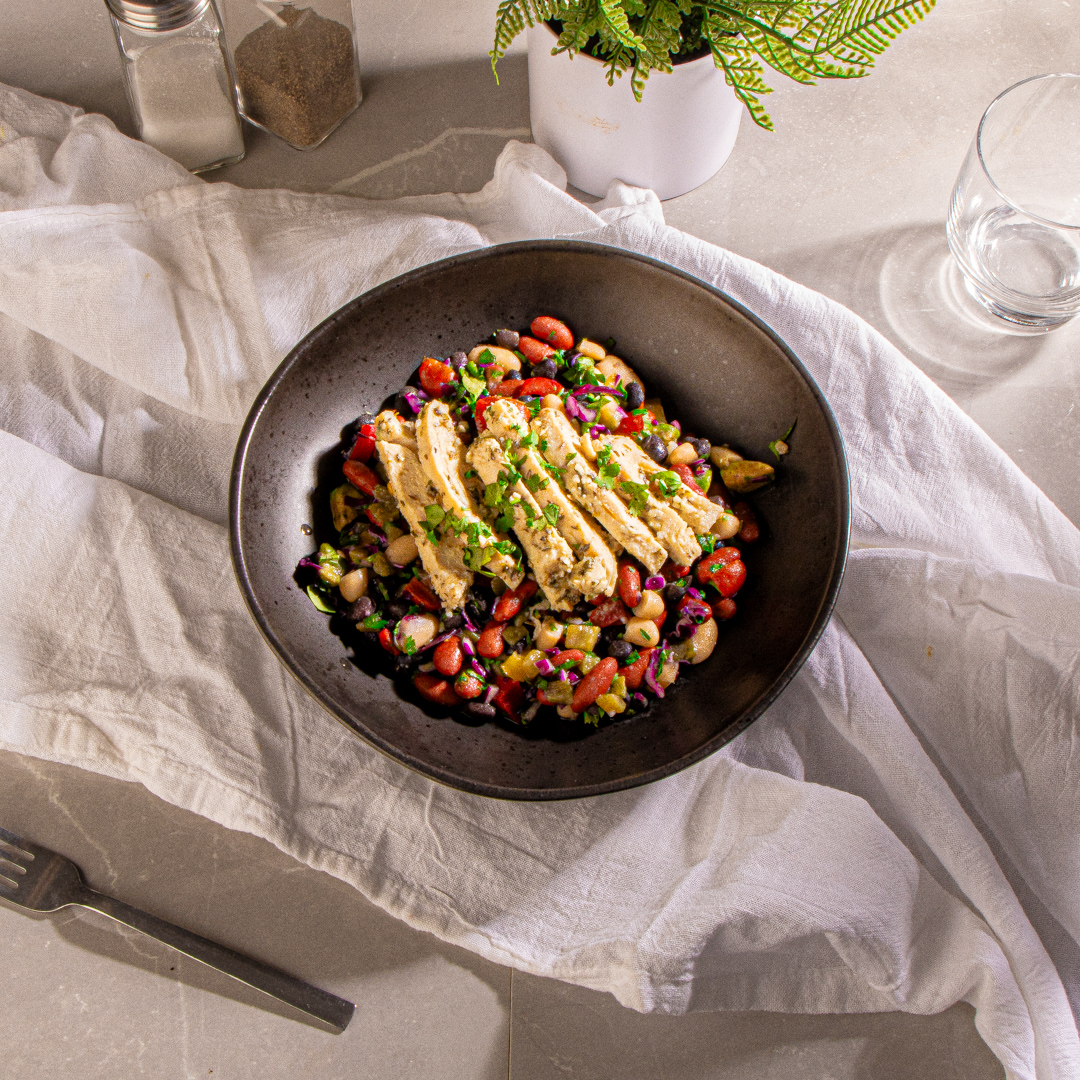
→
(230, 239, 851, 800)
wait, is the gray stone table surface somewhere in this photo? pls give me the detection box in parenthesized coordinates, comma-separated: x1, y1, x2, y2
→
(0, 0, 1075, 1075)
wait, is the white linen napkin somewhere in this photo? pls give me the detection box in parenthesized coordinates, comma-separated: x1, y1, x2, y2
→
(2, 83, 1078, 1080)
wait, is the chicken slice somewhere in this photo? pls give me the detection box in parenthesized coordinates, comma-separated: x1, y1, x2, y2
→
(416, 400, 524, 590)
(600, 436, 702, 566)
(606, 436, 722, 535)
(532, 407, 668, 575)
(375, 413, 472, 611)
(467, 433, 578, 610)
(484, 399, 617, 599)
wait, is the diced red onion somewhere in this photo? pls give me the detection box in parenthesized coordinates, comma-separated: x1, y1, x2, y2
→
(461, 609, 478, 633)
(686, 587, 702, 600)
(483, 685, 498, 705)
(588, 424, 607, 439)
(297, 557, 321, 571)
(633, 692, 647, 705)
(644, 649, 665, 697)
(566, 671, 581, 685)
(643, 575, 665, 591)
(401, 388, 428, 413)
(534, 657, 556, 676)
(564, 396, 595, 424)
(571, 384, 624, 399)
(471, 658, 487, 680)
(680, 597, 712, 623)
(461, 636, 476, 656)
(557, 669, 569, 682)
(423, 630, 458, 652)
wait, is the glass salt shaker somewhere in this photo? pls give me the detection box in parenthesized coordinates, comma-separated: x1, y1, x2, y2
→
(107, 0, 246, 172)
(219, 0, 362, 150)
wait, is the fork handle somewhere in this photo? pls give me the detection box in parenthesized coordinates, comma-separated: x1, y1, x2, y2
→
(76, 886, 354, 1031)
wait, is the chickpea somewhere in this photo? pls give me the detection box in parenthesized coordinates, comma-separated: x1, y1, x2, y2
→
(657, 660, 679, 687)
(541, 394, 564, 411)
(468, 344, 521, 374)
(667, 442, 698, 466)
(534, 618, 565, 651)
(395, 613, 440, 652)
(711, 512, 742, 540)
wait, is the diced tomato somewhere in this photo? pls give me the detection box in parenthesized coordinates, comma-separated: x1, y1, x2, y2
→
(403, 578, 442, 611)
(492, 578, 539, 622)
(616, 413, 645, 436)
(660, 559, 692, 582)
(617, 561, 642, 609)
(433, 636, 463, 677)
(413, 672, 461, 707)
(552, 649, 585, 668)
(516, 377, 563, 398)
(696, 547, 741, 583)
(530, 316, 574, 351)
(493, 674, 525, 723)
(571, 657, 618, 713)
(477, 621, 506, 658)
(348, 422, 376, 463)
(493, 379, 524, 397)
(589, 595, 630, 627)
(619, 648, 653, 690)
(518, 336, 556, 363)
(454, 670, 485, 699)
(671, 463, 696, 488)
(713, 597, 737, 621)
(418, 357, 458, 398)
(733, 502, 760, 543)
(378, 627, 400, 655)
(342, 459, 379, 496)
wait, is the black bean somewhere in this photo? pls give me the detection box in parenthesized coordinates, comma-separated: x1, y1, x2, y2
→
(465, 601, 485, 628)
(642, 434, 667, 464)
(393, 654, 414, 675)
(688, 437, 711, 459)
(664, 582, 687, 605)
(464, 701, 496, 719)
(386, 600, 409, 622)
(442, 612, 464, 630)
(346, 596, 375, 621)
(393, 391, 413, 415)
(624, 382, 645, 410)
(572, 601, 594, 619)
(708, 492, 729, 510)
(355, 412, 376, 426)
(447, 350, 468, 371)
(530, 358, 557, 380)
(495, 329, 520, 349)
(608, 639, 634, 662)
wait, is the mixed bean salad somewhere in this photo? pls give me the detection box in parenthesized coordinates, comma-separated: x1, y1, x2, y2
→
(299, 316, 786, 728)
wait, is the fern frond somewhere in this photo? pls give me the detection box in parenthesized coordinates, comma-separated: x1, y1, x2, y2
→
(490, 0, 564, 75)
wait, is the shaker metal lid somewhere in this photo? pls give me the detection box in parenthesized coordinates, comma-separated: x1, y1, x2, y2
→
(105, 0, 210, 31)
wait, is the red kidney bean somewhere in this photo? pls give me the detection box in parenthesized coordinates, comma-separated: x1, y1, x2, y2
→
(734, 502, 760, 543)
(618, 648, 653, 690)
(616, 561, 642, 609)
(492, 579, 539, 623)
(530, 316, 574, 351)
(454, 670, 485, 699)
(661, 559, 692, 583)
(418, 357, 458, 397)
(571, 657, 618, 713)
(477, 621, 506, 658)
(589, 596, 630, 627)
(413, 673, 461, 707)
(552, 649, 585, 668)
(671, 463, 696, 488)
(711, 560, 746, 598)
(403, 578, 442, 611)
(518, 336, 556, 363)
(342, 459, 379, 496)
(713, 598, 737, 621)
(433, 636, 463, 677)
(516, 377, 563, 398)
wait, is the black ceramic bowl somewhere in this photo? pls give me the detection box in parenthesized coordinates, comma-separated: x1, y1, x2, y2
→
(230, 241, 849, 800)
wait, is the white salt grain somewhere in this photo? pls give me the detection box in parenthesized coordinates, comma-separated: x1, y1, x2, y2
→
(130, 38, 244, 171)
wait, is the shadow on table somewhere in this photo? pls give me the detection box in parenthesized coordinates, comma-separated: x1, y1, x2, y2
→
(776, 222, 1061, 402)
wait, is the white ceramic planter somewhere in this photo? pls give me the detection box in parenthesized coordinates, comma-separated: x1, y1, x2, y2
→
(527, 22, 742, 200)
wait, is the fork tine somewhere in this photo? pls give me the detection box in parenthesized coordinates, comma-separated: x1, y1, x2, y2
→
(0, 826, 37, 860)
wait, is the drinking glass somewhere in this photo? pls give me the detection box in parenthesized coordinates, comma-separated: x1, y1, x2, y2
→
(947, 73, 1080, 329)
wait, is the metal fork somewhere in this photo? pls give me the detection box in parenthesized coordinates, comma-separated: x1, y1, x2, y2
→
(0, 824, 354, 1031)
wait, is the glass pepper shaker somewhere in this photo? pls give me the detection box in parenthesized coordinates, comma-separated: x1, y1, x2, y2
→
(107, 0, 246, 173)
(219, 0, 361, 150)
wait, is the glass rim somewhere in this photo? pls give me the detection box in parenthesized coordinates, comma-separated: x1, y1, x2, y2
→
(976, 71, 1080, 232)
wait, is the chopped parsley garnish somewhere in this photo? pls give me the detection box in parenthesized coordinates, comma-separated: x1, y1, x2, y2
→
(522, 473, 549, 494)
(520, 432, 537, 448)
(596, 462, 621, 490)
(626, 650, 641, 665)
(697, 533, 717, 555)
(357, 612, 389, 631)
(618, 480, 650, 517)
(542, 461, 565, 482)
(402, 636, 417, 655)
(653, 470, 682, 498)
(539, 438, 549, 452)
(566, 452, 577, 463)
(477, 348, 496, 365)
(460, 369, 486, 405)
(542, 503, 560, 527)
(596, 443, 612, 467)
(484, 482, 505, 508)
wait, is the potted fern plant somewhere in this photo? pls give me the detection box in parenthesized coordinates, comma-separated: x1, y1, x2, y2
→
(491, 1, 936, 200)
